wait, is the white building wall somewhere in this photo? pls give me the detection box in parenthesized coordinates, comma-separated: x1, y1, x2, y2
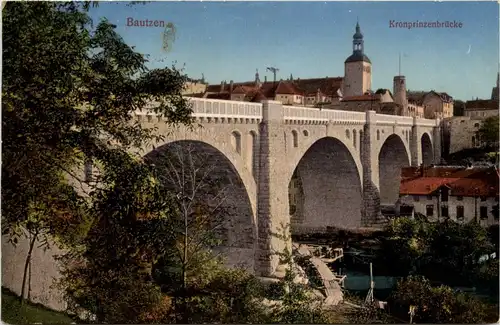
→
(400, 194, 499, 226)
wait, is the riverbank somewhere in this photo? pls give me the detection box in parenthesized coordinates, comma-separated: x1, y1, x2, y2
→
(1, 287, 76, 324)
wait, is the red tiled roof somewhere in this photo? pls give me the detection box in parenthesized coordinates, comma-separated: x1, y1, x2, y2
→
(407, 91, 426, 105)
(426, 91, 454, 103)
(231, 85, 247, 94)
(250, 91, 267, 103)
(275, 81, 303, 95)
(342, 94, 381, 102)
(400, 166, 499, 197)
(185, 93, 205, 98)
(465, 99, 499, 110)
(205, 77, 344, 100)
(206, 93, 231, 100)
(294, 77, 343, 98)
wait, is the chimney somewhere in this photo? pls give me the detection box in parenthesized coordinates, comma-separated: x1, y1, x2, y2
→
(220, 81, 225, 92)
(229, 80, 234, 93)
(264, 76, 267, 83)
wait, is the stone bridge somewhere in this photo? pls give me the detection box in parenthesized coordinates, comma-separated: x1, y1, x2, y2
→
(135, 98, 441, 277)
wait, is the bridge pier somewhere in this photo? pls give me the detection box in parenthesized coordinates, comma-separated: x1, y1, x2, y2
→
(255, 100, 290, 277)
(410, 117, 422, 166)
(362, 111, 382, 226)
(432, 120, 442, 164)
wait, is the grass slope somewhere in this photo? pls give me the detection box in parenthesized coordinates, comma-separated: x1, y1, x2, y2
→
(1, 287, 75, 325)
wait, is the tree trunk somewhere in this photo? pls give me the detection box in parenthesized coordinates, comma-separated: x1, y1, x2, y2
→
(28, 255, 32, 300)
(20, 230, 38, 305)
(180, 210, 188, 323)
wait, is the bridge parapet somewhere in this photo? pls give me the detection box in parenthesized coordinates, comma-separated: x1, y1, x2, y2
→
(188, 98, 262, 121)
(415, 117, 439, 127)
(283, 105, 366, 125)
(133, 97, 440, 128)
(134, 98, 263, 124)
(375, 114, 414, 126)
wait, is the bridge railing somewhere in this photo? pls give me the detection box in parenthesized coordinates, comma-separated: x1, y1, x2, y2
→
(135, 97, 439, 127)
(283, 105, 366, 123)
(188, 98, 263, 119)
(375, 114, 414, 126)
(415, 117, 438, 127)
(134, 98, 263, 119)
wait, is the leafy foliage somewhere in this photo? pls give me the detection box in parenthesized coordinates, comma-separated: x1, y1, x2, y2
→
(390, 276, 490, 323)
(266, 223, 334, 324)
(453, 100, 465, 116)
(379, 217, 495, 287)
(476, 116, 499, 148)
(2, 0, 192, 245)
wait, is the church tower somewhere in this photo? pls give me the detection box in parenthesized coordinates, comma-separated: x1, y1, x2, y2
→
(491, 72, 499, 101)
(393, 75, 408, 115)
(343, 22, 372, 97)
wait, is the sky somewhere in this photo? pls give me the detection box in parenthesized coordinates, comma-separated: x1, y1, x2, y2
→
(89, 1, 499, 101)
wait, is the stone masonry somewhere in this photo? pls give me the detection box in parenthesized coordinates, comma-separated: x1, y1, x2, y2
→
(2, 98, 441, 311)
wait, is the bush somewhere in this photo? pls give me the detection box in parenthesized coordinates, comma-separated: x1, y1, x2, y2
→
(389, 276, 490, 323)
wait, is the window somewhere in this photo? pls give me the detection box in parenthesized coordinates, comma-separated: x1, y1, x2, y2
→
(457, 196, 463, 201)
(496, 196, 499, 202)
(441, 206, 449, 219)
(456, 206, 464, 221)
(427, 195, 433, 200)
(426, 205, 434, 217)
(480, 206, 488, 220)
(413, 195, 420, 202)
(493, 204, 499, 220)
(441, 188, 449, 202)
(292, 130, 298, 148)
(480, 196, 487, 202)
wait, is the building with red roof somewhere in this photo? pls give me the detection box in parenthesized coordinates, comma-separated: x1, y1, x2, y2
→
(399, 166, 499, 226)
(183, 22, 458, 119)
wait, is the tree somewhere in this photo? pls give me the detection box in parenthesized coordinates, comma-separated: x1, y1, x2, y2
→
(379, 217, 433, 275)
(476, 116, 499, 149)
(59, 139, 273, 323)
(2, 0, 191, 308)
(453, 100, 465, 116)
(266, 223, 333, 324)
(390, 276, 490, 323)
(146, 141, 240, 322)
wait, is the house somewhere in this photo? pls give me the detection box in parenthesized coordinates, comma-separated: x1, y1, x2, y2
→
(464, 99, 499, 119)
(201, 73, 344, 107)
(399, 166, 499, 227)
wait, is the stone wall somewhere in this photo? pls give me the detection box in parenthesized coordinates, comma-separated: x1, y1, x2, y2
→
(2, 99, 442, 307)
(465, 109, 499, 119)
(447, 116, 482, 154)
(2, 234, 67, 312)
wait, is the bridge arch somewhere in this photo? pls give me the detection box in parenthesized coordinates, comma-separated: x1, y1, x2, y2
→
(421, 132, 434, 166)
(288, 136, 363, 232)
(378, 133, 410, 205)
(143, 138, 257, 273)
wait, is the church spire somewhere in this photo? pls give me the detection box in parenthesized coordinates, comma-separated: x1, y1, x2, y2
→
(255, 68, 260, 83)
(352, 21, 364, 55)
